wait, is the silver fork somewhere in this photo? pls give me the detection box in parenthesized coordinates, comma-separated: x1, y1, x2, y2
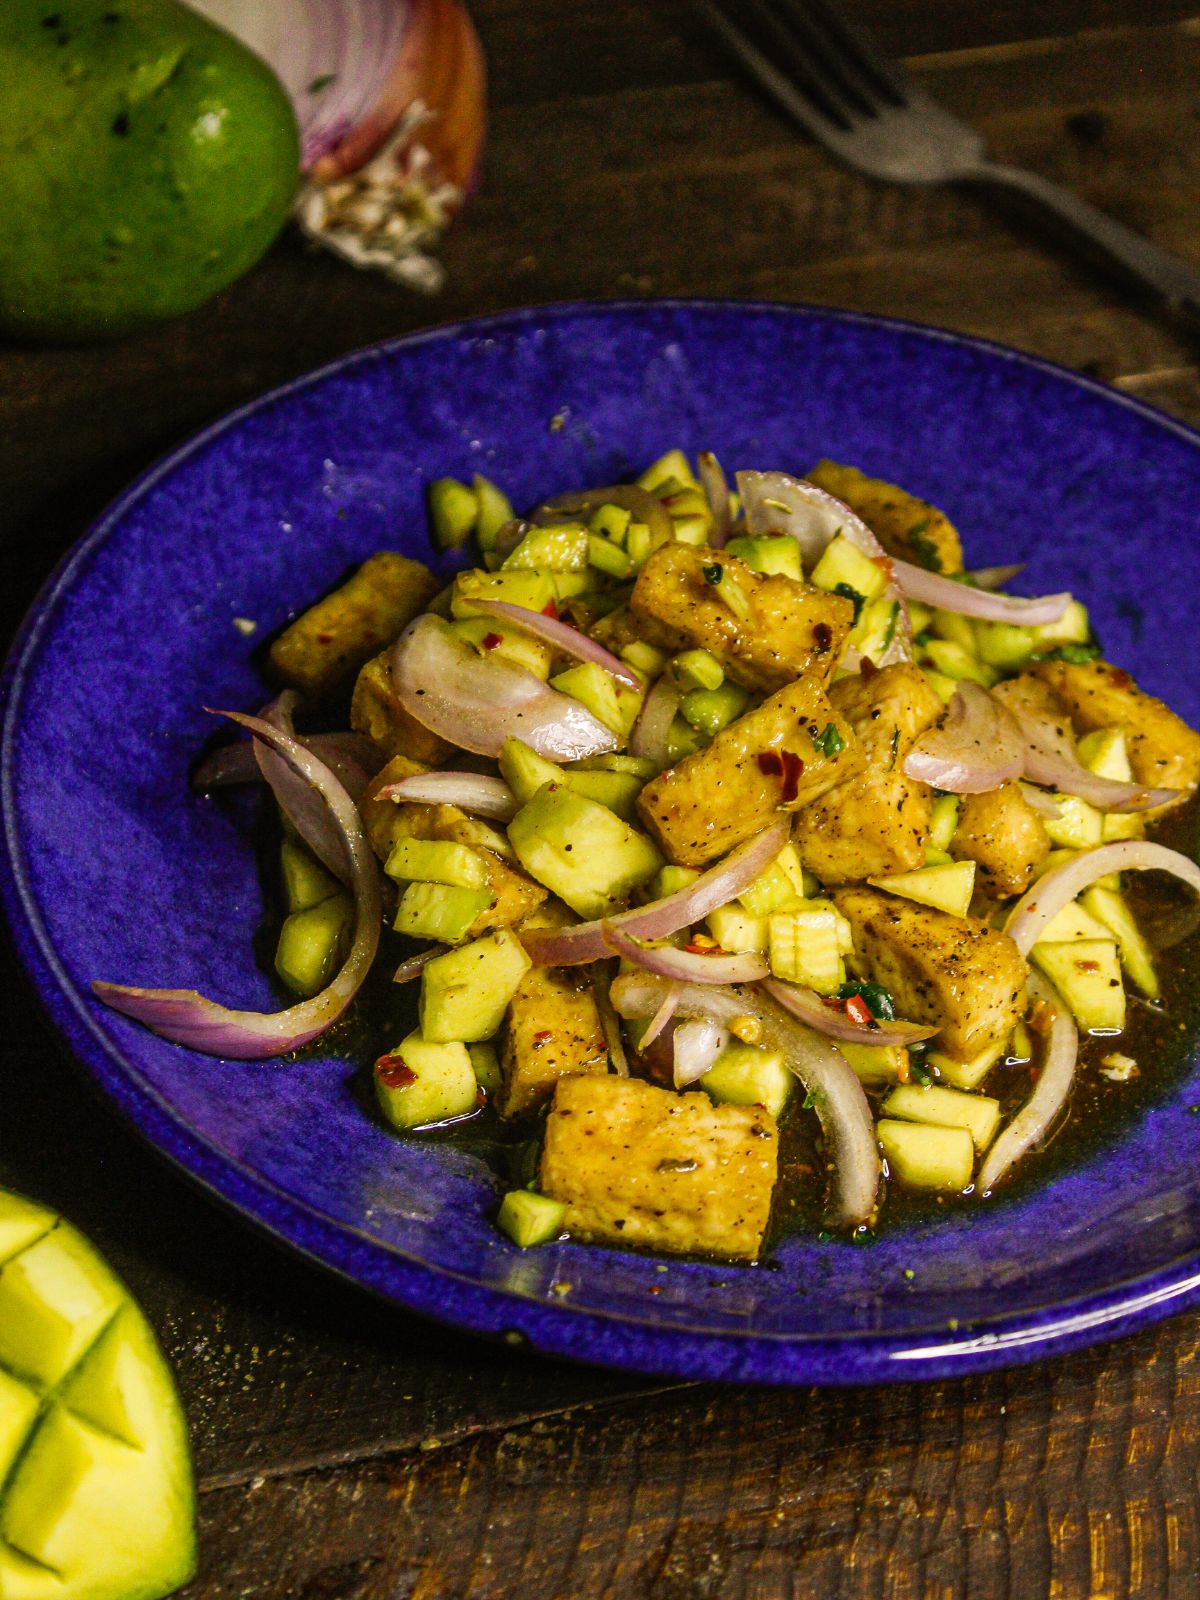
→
(698, 0, 1200, 333)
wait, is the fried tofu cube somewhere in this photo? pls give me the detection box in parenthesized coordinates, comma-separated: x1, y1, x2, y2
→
(269, 552, 438, 702)
(539, 1076, 778, 1260)
(950, 782, 1050, 898)
(1029, 659, 1200, 801)
(629, 543, 853, 692)
(350, 649, 455, 766)
(499, 967, 609, 1117)
(384, 802, 546, 935)
(805, 460, 964, 574)
(796, 663, 944, 884)
(832, 886, 1028, 1059)
(637, 676, 860, 866)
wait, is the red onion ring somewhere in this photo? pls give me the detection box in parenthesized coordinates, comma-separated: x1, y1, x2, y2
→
(1011, 707, 1182, 812)
(592, 966, 631, 1077)
(893, 560, 1071, 625)
(254, 695, 355, 883)
(762, 979, 939, 1047)
(736, 470, 911, 666)
(977, 972, 1077, 1193)
(641, 981, 682, 1048)
(602, 921, 770, 984)
(393, 947, 443, 984)
(1017, 783, 1064, 820)
(629, 675, 678, 767)
(1004, 840, 1200, 956)
(673, 1016, 730, 1087)
(377, 771, 519, 821)
(470, 599, 642, 688)
(697, 451, 732, 546)
(193, 729, 381, 798)
(521, 820, 789, 968)
(93, 710, 382, 1060)
(391, 614, 618, 762)
(903, 682, 1025, 794)
(610, 973, 879, 1227)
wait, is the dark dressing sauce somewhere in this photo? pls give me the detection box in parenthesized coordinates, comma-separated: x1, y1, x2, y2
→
(277, 795, 1200, 1249)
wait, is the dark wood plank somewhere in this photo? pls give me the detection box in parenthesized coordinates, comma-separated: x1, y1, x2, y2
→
(191, 1314, 1200, 1598)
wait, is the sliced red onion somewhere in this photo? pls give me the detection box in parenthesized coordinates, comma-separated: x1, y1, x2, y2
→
(195, 726, 380, 799)
(762, 979, 939, 1047)
(533, 484, 672, 549)
(641, 981, 683, 1048)
(609, 974, 879, 1227)
(377, 771, 518, 821)
(592, 966, 631, 1077)
(1018, 783, 1064, 820)
(521, 820, 789, 967)
(393, 946, 443, 983)
(737, 470, 911, 666)
(252, 697, 353, 884)
(1012, 707, 1182, 813)
(967, 562, 1026, 590)
(903, 682, 1025, 794)
(673, 1016, 730, 1087)
(391, 614, 617, 762)
(976, 972, 1078, 1193)
(470, 599, 642, 689)
(697, 452, 732, 546)
(629, 675, 678, 767)
(93, 711, 382, 1060)
(1004, 840, 1200, 956)
(602, 921, 770, 984)
(893, 560, 1071, 625)
(196, 1, 487, 293)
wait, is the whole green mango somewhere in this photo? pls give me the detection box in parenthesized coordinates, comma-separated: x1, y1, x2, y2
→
(0, 0, 300, 338)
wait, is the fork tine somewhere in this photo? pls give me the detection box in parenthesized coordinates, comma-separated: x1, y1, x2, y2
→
(696, 0, 859, 134)
(778, 0, 910, 110)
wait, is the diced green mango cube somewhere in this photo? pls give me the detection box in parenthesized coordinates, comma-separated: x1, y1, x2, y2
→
(868, 860, 976, 918)
(468, 1042, 503, 1096)
(672, 649, 725, 692)
(724, 535, 803, 579)
(702, 1043, 792, 1118)
(1031, 939, 1125, 1032)
(508, 783, 662, 919)
(280, 836, 339, 914)
(420, 930, 532, 1043)
(428, 477, 478, 550)
(502, 522, 589, 572)
(706, 904, 767, 954)
(928, 794, 960, 853)
(878, 1119, 974, 1191)
(1080, 885, 1159, 998)
(472, 474, 515, 545)
(637, 449, 698, 493)
(974, 621, 1038, 670)
(0, 1228, 123, 1389)
(680, 682, 750, 739)
(274, 893, 354, 997)
(497, 1191, 567, 1248)
(839, 1041, 910, 1085)
(767, 909, 845, 992)
(881, 1082, 1001, 1151)
(810, 533, 887, 601)
(375, 1034, 478, 1128)
(385, 838, 489, 890)
(922, 637, 997, 687)
(550, 663, 643, 737)
(928, 1039, 1006, 1090)
(392, 883, 492, 945)
(1043, 795, 1105, 850)
(450, 569, 555, 619)
(450, 617, 552, 679)
(587, 533, 634, 579)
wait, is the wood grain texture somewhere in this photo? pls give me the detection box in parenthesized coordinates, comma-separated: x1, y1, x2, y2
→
(4, 0, 1200, 1594)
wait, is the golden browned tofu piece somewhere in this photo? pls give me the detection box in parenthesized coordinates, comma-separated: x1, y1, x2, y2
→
(991, 671, 1073, 736)
(270, 552, 439, 702)
(629, 543, 853, 692)
(1029, 659, 1200, 799)
(637, 677, 860, 866)
(385, 801, 546, 935)
(499, 967, 608, 1117)
(539, 1076, 778, 1260)
(350, 650, 455, 767)
(832, 886, 1028, 1059)
(806, 460, 964, 575)
(950, 782, 1049, 898)
(359, 755, 430, 860)
(796, 663, 944, 885)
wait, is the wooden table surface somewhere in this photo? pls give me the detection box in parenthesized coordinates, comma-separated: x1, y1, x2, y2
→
(4, 1, 1200, 1594)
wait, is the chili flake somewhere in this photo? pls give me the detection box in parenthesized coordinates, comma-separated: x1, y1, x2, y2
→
(375, 1054, 416, 1089)
(481, 631, 503, 650)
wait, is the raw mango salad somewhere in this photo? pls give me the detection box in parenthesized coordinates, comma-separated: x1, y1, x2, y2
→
(95, 450, 1200, 1261)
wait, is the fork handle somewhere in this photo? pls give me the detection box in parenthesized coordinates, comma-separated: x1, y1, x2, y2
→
(968, 161, 1200, 335)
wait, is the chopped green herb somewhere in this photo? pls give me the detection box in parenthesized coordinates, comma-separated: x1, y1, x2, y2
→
(910, 1061, 933, 1087)
(838, 980, 896, 1021)
(833, 581, 866, 622)
(909, 522, 943, 572)
(890, 727, 900, 764)
(813, 723, 846, 758)
(702, 562, 724, 585)
(914, 630, 932, 647)
(802, 1087, 823, 1110)
(308, 72, 336, 93)
(1032, 642, 1102, 665)
(882, 600, 900, 650)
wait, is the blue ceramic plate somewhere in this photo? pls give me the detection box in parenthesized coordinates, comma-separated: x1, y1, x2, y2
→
(5, 301, 1200, 1385)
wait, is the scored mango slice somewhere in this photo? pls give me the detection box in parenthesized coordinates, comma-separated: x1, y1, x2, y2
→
(0, 1189, 196, 1600)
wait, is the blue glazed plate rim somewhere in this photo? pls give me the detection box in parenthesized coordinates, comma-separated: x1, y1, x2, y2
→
(6, 297, 1200, 1385)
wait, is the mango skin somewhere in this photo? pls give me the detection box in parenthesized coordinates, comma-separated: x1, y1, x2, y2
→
(0, 0, 300, 339)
